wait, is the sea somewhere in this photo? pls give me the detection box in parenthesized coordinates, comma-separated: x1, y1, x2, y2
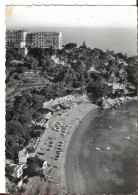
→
(66, 100, 137, 194)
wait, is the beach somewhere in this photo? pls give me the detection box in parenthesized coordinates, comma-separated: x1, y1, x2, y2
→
(23, 99, 137, 194)
(66, 100, 137, 194)
(24, 102, 98, 194)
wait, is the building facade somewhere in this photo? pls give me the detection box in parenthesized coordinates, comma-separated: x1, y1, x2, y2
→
(26, 32, 63, 50)
(6, 30, 28, 55)
(6, 30, 63, 54)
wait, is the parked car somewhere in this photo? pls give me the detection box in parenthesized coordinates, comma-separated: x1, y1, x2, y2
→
(53, 165, 59, 168)
(49, 141, 54, 144)
(56, 151, 62, 154)
(59, 141, 64, 144)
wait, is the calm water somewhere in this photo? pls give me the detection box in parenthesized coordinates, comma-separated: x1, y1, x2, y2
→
(25, 27, 137, 56)
(66, 101, 137, 194)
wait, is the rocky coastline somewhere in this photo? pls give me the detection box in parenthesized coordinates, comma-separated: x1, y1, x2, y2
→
(101, 96, 137, 110)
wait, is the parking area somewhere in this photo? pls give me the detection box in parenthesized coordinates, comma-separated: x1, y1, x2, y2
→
(35, 119, 71, 168)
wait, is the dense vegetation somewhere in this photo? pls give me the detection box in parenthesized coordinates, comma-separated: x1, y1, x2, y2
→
(6, 43, 137, 160)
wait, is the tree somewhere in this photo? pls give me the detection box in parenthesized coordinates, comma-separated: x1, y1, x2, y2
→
(116, 52, 127, 61)
(53, 82, 66, 97)
(18, 113, 32, 124)
(90, 71, 104, 83)
(41, 84, 55, 100)
(6, 120, 23, 135)
(81, 41, 87, 48)
(64, 43, 77, 50)
(106, 49, 115, 56)
(31, 94, 44, 111)
(27, 156, 43, 177)
(126, 64, 136, 87)
(87, 81, 110, 99)
(6, 135, 18, 159)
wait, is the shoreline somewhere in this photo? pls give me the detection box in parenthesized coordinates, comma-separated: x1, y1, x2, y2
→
(101, 96, 137, 110)
(24, 98, 136, 194)
(24, 102, 98, 194)
(61, 104, 98, 193)
(65, 106, 99, 194)
(65, 100, 137, 194)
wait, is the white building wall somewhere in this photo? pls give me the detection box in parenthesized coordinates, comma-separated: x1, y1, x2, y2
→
(6, 30, 63, 54)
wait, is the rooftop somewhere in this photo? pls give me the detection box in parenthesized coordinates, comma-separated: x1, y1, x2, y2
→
(19, 156, 27, 164)
(43, 112, 52, 120)
(5, 159, 13, 165)
(19, 148, 28, 157)
(31, 32, 61, 35)
(6, 29, 28, 33)
(6, 164, 24, 177)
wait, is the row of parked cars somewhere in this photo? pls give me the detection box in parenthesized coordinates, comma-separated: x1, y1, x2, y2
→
(45, 137, 56, 151)
(51, 141, 64, 160)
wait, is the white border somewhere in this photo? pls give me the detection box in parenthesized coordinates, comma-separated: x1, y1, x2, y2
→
(0, 0, 137, 193)
(5, 0, 137, 6)
(0, 1, 6, 193)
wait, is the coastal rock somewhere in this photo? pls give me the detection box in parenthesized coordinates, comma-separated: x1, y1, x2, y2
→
(102, 101, 111, 110)
(101, 98, 120, 110)
(101, 96, 136, 110)
(101, 98, 112, 110)
(118, 97, 125, 101)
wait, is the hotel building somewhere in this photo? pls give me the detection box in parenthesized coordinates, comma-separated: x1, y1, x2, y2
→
(26, 32, 63, 50)
(6, 30, 28, 55)
(6, 30, 63, 55)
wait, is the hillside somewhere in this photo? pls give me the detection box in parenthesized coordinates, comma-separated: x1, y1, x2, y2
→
(6, 43, 137, 160)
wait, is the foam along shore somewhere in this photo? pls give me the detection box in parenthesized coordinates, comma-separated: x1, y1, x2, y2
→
(24, 102, 98, 194)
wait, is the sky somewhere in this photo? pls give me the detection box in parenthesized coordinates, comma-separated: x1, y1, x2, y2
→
(6, 6, 137, 56)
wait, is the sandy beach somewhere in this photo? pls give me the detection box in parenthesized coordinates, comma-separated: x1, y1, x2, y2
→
(24, 102, 98, 194)
(24, 99, 136, 194)
(65, 100, 137, 194)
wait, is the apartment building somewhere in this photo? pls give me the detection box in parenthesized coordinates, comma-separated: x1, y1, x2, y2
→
(6, 30, 63, 55)
(6, 30, 28, 55)
(26, 32, 63, 50)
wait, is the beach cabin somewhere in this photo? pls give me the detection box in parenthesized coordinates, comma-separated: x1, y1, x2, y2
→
(38, 118, 47, 126)
(59, 102, 69, 109)
(36, 111, 52, 127)
(43, 111, 52, 120)
(52, 104, 61, 111)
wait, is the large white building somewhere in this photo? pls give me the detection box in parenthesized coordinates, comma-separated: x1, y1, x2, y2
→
(6, 30, 63, 55)
(26, 32, 63, 50)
